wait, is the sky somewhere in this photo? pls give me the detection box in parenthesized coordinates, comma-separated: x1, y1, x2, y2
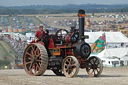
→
(0, 0, 128, 6)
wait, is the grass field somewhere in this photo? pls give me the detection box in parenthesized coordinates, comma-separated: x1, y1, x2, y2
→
(0, 41, 14, 60)
(0, 40, 23, 63)
(31, 16, 41, 26)
(34, 16, 49, 28)
(3, 40, 22, 59)
(0, 44, 5, 60)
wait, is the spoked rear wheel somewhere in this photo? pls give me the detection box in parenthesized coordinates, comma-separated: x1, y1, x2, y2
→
(86, 56, 103, 77)
(23, 43, 48, 76)
(62, 56, 79, 78)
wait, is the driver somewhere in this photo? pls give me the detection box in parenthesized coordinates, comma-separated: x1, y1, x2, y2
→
(35, 26, 46, 42)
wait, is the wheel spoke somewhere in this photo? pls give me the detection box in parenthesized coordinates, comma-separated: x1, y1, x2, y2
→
(72, 68, 75, 74)
(95, 60, 99, 65)
(35, 48, 38, 55)
(87, 67, 91, 72)
(90, 69, 94, 75)
(29, 68, 32, 74)
(66, 69, 69, 74)
(88, 63, 91, 66)
(24, 44, 48, 76)
(29, 64, 32, 69)
(36, 54, 41, 58)
(32, 64, 36, 73)
(86, 57, 103, 77)
(72, 61, 75, 64)
(63, 56, 79, 78)
(97, 64, 100, 68)
(70, 70, 73, 76)
(93, 69, 96, 76)
(25, 61, 31, 65)
(37, 60, 41, 62)
(95, 68, 99, 74)
(31, 46, 35, 55)
(65, 60, 70, 65)
(31, 45, 34, 52)
(36, 63, 40, 69)
(33, 45, 37, 55)
(26, 52, 32, 57)
(93, 58, 97, 63)
(68, 58, 72, 62)
(72, 67, 76, 73)
(90, 59, 94, 64)
(64, 66, 68, 71)
(29, 64, 33, 71)
(28, 57, 31, 60)
(31, 50, 34, 57)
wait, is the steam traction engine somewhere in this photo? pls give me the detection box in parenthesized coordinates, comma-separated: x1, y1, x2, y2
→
(23, 10, 103, 78)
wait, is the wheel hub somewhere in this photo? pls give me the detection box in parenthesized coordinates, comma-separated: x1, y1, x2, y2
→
(31, 56, 37, 64)
(67, 64, 71, 69)
(91, 64, 97, 69)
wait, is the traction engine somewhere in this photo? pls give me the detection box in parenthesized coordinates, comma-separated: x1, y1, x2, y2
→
(23, 9, 103, 78)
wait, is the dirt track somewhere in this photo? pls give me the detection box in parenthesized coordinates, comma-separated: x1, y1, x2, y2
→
(0, 67, 128, 85)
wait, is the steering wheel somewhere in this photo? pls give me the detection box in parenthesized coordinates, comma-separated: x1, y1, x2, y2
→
(55, 29, 68, 40)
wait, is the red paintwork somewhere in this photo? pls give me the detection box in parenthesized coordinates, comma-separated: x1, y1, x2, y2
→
(65, 34, 71, 43)
(64, 33, 74, 43)
(66, 50, 74, 56)
(30, 30, 87, 69)
(78, 57, 87, 68)
(48, 38, 55, 48)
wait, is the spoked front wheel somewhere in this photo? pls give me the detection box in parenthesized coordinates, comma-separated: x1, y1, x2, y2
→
(62, 56, 79, 78)
(23, 43, 48, 76)
(86, 56, 103, 77)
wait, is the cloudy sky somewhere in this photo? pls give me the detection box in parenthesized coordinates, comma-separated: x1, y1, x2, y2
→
(0, 0, 128, 6)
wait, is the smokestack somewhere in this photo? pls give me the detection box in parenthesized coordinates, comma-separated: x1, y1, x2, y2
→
(78, 9, 85, 41)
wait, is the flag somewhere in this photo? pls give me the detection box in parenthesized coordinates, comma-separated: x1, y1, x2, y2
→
(91, 33, 106, 53)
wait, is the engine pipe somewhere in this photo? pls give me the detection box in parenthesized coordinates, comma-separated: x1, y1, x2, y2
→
(78, 9, 86, 41)
(73, 9, 91, 59)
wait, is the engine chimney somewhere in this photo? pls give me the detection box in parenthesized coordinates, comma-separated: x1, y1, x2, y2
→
(73, 9, 91, 59)
(78, 9, 85, 41)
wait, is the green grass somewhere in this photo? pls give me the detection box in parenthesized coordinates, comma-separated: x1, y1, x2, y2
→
(8, 16, 13, 26)
(32, 16, 41, 26)
(34, 16, 50, 28)
(0, 41, 14, 59)
(0, 44, 6, 59)
(3, 40, 22, 59)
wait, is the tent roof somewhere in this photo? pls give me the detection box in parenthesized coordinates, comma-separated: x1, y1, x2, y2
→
(97, 48, 128, 58)
(85, 32, 128, 43)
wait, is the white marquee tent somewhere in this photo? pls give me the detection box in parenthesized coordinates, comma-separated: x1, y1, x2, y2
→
(84, 32, 128, 66)
(85, 32, 128, 43)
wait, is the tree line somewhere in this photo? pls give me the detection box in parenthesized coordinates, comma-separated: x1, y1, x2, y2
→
(0, 8, 128, 15)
